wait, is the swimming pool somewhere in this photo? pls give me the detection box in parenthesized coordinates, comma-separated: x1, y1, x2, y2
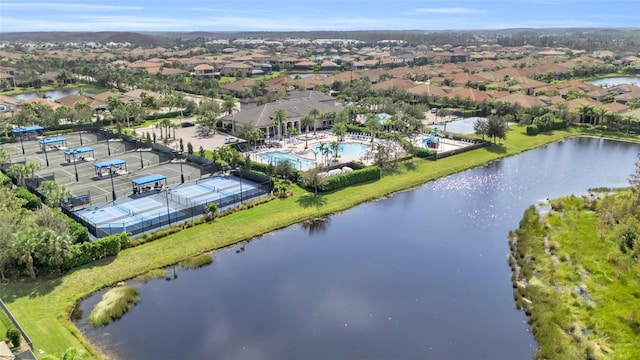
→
(432, 118, 483, 135)
(314, 142, 369, 157)
(258, 151, 316, 170)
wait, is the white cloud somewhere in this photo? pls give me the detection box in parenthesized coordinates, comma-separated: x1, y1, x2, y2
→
(2, 2, 144, 11)
(414, 7, 485, 14)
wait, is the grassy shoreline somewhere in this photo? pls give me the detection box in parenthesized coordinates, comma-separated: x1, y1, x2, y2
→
(0, 125, 634, 359)
(509, 196, 640, 359)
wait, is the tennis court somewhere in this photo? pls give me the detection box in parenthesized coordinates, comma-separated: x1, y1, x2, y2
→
(73, 174, 271, 238)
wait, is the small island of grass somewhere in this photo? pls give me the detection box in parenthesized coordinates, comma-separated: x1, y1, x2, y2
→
(88, 286, 140, 327)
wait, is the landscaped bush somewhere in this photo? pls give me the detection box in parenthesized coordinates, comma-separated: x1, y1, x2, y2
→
(6, 327, 20, 348)
(250, 161, 271, 174)
(14, 187, 41, 210)
(67, 233, 127, 269)
(414, 147, 437, 158)
(0, 172, 11, 187)
(52, 208, 89, 243)
(526, 124, 539, 135)
(323, 166, 381, 192)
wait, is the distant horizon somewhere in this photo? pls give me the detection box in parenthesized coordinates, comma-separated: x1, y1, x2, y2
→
(1, 0, 638, 33)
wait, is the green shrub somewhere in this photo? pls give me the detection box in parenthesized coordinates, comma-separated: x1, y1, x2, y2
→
(14, 187, 41, 210)
(67, 233, 126, 269)
(0, 172, 12, 187)
(6, 327, 20, 348)
(526, 124, 539, 136)
(414, 147, 437, 158)
(323, 166, 381, 192)
(52, 208, 88, 243)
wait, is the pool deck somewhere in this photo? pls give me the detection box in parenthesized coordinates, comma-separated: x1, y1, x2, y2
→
(250, 130, 476, 169)
(251, 132, 377, 168)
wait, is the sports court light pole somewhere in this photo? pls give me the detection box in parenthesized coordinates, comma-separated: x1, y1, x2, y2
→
(165, 189, 171, 226)
(19, 133, 25, 155)
(78, 129, 84, 146)
(72, 152, 79, 182)
(178, 151, 184, 184)
(109, 165, 116, 201)
(106, 138, 111, 156)
(138, 145, 144, 169)
(236, 167, 243, 204)
(43, 143, 50, 167)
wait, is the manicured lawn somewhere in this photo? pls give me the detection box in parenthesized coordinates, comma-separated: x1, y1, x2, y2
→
(0, 125, 632, 359)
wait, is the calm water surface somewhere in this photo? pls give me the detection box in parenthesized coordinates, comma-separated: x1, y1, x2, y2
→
(75, 137, 640, 360)
(12, 88, 79, 101)
(589, 76, 640, 87)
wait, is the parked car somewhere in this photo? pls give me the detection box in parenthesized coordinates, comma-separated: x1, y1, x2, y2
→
(181, 121, 194, 127)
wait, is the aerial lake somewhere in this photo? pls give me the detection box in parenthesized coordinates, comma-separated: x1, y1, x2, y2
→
(589, 76, 640, 87)
(74, 137, 640, 360)
(12, 88, 80, 101)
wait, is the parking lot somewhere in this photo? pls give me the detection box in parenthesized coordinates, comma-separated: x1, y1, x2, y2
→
(135, 116, 242, 153)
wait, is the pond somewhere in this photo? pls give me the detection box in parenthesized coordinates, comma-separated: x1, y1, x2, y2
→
(12, 88, 81, 101)
(589, 76, 640, 88)
(74, 137, 640, 360)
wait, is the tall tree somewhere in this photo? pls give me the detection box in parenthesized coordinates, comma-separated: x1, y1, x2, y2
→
(364, 114, 380, 143)
(39, 180, 70, 208)
(272, 108, 288, 141)
(308, 107, 321, 134)
(301, 115, 314, 149)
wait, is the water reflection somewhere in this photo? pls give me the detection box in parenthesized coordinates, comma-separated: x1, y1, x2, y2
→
(300, 217, 331, 236)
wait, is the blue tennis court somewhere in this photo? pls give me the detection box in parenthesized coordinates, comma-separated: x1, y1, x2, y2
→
(77, 205, 130, 224)
(75, 174, 271, 238)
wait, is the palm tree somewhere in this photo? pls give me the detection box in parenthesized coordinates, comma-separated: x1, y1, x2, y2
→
(223, 98, 236, 116)
(622, 115, 637, 134)
(593, 107, 608, 126)
(26, 161, 41, 181)
(317, 142, 330, 167)
(39, 180, 70, 208)
(330, 140, 340, 161)
(576, 103, 595, 124)
(35, 228, 72, 274)
(12, 231, 37, 279)
(308, 107, 321, 134)
(301, 115, 314, 149)
(332, 122, 347, 141)
(0, 148, 9, 164)
(272, 108, 288, 141)
(364, 114, 380, 143)
(7, 163, 29, 186)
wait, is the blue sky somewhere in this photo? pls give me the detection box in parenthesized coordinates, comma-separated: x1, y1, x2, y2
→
(0, 0, 638, 33)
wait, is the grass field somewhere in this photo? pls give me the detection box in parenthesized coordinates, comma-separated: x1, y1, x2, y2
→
(510, 196, 640, 359)
(0, 125, 633, 359)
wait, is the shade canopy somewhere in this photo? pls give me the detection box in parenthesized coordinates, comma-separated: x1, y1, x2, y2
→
(11, 125, 44, 134)
(64, 147, 94, 155)
(38, 136, 66, 145)
(132, 174, 166, 186)
(94, 159, 126, 169)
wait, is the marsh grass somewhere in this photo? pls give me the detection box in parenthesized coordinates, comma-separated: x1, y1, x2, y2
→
(180, 253, 213, 270)
(137, 269, 166, 283)
(88, 286, 140, 327)
(511, 197, 640, 359)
